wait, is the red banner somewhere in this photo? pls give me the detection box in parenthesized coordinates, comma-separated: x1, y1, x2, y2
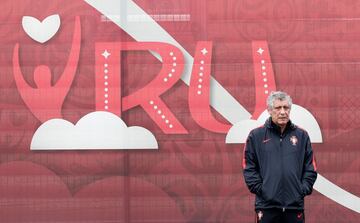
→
(0, 0, 359, 222)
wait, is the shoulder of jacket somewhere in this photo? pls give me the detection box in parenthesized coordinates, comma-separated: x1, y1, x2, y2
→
(293, 124, 307, 133)
(292, 125, 310, 138)
(250, 124, 266, 135)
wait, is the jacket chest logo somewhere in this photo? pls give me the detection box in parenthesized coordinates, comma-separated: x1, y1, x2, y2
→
(290, 135, 298, 146)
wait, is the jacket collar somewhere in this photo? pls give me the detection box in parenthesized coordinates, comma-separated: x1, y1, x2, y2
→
(265, 117, 296, 134)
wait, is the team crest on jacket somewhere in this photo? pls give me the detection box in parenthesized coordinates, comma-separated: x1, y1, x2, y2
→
(290, 135, 298, 146)
(257, 211, 263, 221)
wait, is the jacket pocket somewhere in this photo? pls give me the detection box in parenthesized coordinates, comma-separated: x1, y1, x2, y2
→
(284, 178, 305, 207)
(260, 184, 282, 207)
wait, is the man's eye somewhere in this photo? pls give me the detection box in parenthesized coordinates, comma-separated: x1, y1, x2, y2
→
(274, 106, 289, 110)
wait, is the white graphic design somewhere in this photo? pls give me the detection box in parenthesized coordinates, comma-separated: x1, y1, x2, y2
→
(31, 111, 158, 150)
(314, 174, 360, 213)
(85, 0, 359, 213)
(257, 48, 264, 55)
(102, 50, 111, 59)
(225, 104, 323, 143)
(225, 119, 261, 144)
(22, 14, 61, 43)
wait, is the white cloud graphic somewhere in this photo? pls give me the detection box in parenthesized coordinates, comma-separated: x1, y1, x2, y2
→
(226, 104, 323, 144)
(31, 111, 158, 150)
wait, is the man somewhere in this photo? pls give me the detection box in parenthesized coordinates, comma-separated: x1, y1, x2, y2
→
(243, 91, 317, 223)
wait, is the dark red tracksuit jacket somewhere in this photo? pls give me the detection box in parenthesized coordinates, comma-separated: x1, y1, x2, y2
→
(243, 118, 317, 211)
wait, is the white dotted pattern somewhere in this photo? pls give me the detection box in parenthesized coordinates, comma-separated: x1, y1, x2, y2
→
(149, 100, 174, 129)
(103, 54, 110, 110)
(196, 48, 208, 95)
(164, 52, 178, 82)
(260, 57, 269, 94)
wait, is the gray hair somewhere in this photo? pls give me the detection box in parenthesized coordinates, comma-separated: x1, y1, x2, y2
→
(266, 91, 292, 110)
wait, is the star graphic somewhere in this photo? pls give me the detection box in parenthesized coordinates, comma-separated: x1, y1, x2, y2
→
(102, 50, 111, 59)
(257, 48, 264, 55)
(201, 48, 208, 55)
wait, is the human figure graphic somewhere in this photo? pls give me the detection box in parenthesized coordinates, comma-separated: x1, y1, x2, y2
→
(13, 16, 81, 122)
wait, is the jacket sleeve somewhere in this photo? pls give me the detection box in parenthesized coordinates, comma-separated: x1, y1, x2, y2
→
(301, 134, 318, 196)
(243, 132, 263, 195)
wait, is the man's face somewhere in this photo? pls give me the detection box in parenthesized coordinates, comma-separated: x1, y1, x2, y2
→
(268, 99, 291, 128)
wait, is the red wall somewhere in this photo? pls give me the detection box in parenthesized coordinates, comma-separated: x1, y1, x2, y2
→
(0, 0, 359, 222)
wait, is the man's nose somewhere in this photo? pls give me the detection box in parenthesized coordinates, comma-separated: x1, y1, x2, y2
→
(279, 108, 286, 113)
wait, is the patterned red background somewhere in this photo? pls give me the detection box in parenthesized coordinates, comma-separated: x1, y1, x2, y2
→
(0, 0, 359, 222)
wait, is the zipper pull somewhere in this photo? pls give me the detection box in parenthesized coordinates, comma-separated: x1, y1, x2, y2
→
(282, 207, 285, 212)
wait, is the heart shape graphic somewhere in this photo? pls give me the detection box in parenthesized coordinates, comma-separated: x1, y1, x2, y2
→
(22, 14, 61, 43)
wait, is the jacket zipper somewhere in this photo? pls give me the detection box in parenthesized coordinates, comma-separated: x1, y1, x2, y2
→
(280, 134, 285, 212)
